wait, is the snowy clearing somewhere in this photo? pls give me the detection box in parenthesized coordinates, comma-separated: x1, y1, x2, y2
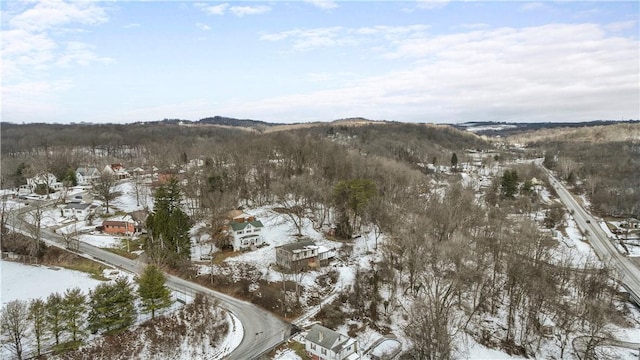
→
(1, 260, 106, 306)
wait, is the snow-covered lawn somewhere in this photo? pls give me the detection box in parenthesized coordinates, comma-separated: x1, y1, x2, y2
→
(1, 260, 106, 306)
(203, 205, 345, 286)
(1, 259, 244, 360)
(272, 348, 302, 360)
(79, 234, 124, 248)
(111, 181, 151, 213)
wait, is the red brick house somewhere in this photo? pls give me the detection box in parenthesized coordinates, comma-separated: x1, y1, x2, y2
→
(102, 220, 135, 235)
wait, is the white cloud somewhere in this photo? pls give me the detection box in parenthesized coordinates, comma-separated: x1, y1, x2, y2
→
(196, 23, 211, 31)
(2, 0, 112, 122)
(304, 0, 339, 10)
(604, 20, 637, 32)
(520, 2, 550, 12)
(261, 25, 427, 51)
(195, 3, 270, 17)
(1, 80, 74, 122)
(260, 26, 352, 51)
(229, 5, 271, 17)
(227, 23, 640, 123)
(416, 0, 450, 10)
(307, 71, 357, 82)
(56, 42, 113, 67)
(123, 23, 141, 29)
(9, 0, 108, 32)
(196, 3, 229, 16)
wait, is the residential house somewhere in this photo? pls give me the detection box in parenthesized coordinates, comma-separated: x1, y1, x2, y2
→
(62, 203, 97, 221)
(76, 167, 101, 186)
(276, 240, 336, 271)
(155, 171, 179, 185)
(230, 213, 264, 251)
(26, 173, 63, 192)
(101, 219, 135, 235)
(305, 324, 359, 360)
(130, 210, 149, 234)
(103, 163, 130, 179)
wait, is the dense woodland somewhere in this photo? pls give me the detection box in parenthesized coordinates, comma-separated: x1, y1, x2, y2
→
(2, 120, 639, 359)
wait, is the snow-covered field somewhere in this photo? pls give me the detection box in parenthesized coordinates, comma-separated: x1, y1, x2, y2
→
(111, 181, 152, 213)
(1, 260, 106, 306)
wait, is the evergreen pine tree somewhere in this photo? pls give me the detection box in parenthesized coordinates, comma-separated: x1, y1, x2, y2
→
(147, 178, 192, 265)
(137, 264, 172, 319)
(28, 298, 47, 357)
(88, 277, 137, 334)
(46, 293, 64, 345)
(451, 152, 458, 168)
(501, 170, 519, 199)
(62, 288, 87, 342)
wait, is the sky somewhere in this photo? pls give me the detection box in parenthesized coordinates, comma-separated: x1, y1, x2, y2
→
(1, 0, 639, 124)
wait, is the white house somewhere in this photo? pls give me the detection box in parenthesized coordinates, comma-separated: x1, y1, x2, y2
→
(76, 167, 101, 186)
(62, 203, 97, 220)
(305, 324, 359, 360)
(103, 164, 130, 179)
(229, 213, 264, 251)
(26, 173, 63, 192)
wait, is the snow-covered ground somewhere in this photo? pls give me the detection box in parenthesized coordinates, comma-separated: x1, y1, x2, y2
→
(111, 180, 152, 213)
(198, 205, 347, 286)
(1, 260, 106, 306)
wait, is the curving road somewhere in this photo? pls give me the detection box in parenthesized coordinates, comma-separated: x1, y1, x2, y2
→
(7, 202, 289, 359)
(542, 167, 640, 306)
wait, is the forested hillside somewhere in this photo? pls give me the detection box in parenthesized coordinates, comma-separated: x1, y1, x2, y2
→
(510, 124, 640, 217)
(3, 120, 639, 359)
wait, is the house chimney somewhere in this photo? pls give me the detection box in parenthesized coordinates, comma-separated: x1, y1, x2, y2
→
(319, 331, 323, 342)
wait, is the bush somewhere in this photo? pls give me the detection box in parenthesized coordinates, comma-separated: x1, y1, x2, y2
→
(314, 298, 346, 330)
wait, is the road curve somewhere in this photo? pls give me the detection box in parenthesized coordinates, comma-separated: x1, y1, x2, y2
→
(542, 167, 640, 306)
(8, 204, 290, 359)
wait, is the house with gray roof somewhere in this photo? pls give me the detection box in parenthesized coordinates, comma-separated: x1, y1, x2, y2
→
(276, 240, 336, 271)
(230, 213, 264, 251)
(76, 167, 101, 186)
(304, 324, 358, 360)
(62, 203, 98, 220)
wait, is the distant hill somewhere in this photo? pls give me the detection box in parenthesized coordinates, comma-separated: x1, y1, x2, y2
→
(197, 116, 282, 128)
(453, 120, 639, 137)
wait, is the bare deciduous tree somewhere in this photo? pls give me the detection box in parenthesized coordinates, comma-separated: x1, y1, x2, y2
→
(92, 172, 117, 214)
(1, 300, 30, 360)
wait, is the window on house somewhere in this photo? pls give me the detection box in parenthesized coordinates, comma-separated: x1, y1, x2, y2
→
(238, 231, 243, 234)
(321, 348, 327, 355)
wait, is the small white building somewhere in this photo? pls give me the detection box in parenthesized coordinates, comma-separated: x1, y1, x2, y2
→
(305, 324, 359, 360)
(229, 213, 264, 251)
(62, 203, 97, 220)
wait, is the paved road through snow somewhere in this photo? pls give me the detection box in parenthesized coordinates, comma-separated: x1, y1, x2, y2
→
(543, 167, 640, 306)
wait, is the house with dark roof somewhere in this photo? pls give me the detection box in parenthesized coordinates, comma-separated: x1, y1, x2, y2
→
(276, 240, 336, 271)
(304, 324, 358, 360)
(230, 213, 264, 251)
(62, 203, 97, 220)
